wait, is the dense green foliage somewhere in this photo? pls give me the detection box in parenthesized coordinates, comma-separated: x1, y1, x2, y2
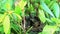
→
(0, 0, 60, 34)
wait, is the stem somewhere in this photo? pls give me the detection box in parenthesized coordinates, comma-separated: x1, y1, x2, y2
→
(22, 9, 26, 34)
(23, 16, 26, 34)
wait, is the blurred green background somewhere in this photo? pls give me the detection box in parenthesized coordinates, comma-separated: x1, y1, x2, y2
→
(0, 0, 60, 34)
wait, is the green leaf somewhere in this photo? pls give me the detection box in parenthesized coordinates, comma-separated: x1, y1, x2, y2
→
(15, 0, 27, 15)
(44, 0, 51, 5)
(18, 0, 27, 9)
(0, 0, 6, 13)
(51, 2, 59, 18)
(11, 22, 20, 33)
(29, 4, 34, 11)
(39, 25, 57, 34)
(40, 0, 54, 17)
(0, 26, 4, 34)
(45, 12, 50, 18)
(0, 13, 7, 23)
(3, 15, 10, 34)
(51, 18, 60, 26)
(26, 33, 29, 34)
(45, 18, 52, 23)
(48, 1, 55, 8)
(0, 14, 3, 23)
(15, 6, 22, 16)
(4, 0, 13, 10)
(38, 9, 46, 23)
